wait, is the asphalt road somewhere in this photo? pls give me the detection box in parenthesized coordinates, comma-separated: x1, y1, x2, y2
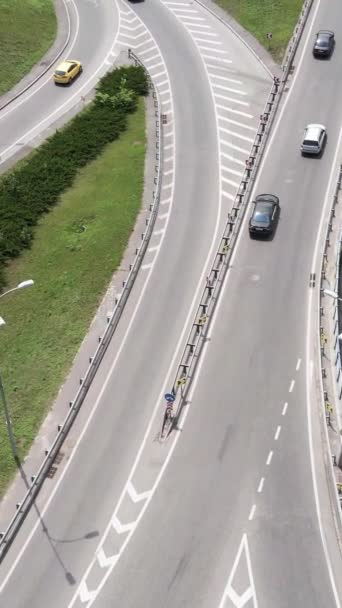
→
(2, 0, 341, 607)
(0, 0, 271, 605)
(90, 1, 342, 607)
(0, 0, 119, 170)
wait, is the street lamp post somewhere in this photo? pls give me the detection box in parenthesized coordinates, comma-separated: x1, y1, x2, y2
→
(0, 279, 34, 464)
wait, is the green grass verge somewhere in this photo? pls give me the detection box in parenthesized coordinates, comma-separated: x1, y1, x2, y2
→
(0, 0, 57, 96)
(0, 98, 146, 494)
(215, 0, 303, 62)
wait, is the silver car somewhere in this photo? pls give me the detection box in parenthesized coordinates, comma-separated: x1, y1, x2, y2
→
(301, 123, 326, 156)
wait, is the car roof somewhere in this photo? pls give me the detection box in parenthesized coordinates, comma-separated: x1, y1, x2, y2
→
(56, 60, 77, 70)
(305, 124, 326, 137)
(255, 193, 279, 204)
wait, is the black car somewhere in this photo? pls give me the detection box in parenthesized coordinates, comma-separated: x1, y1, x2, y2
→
(313, 30, 334, 57)
(249, 194, 279, 237)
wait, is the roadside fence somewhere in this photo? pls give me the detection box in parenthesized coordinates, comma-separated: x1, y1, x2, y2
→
(0, 50, 163, 562)
(161, 0, 315, 433)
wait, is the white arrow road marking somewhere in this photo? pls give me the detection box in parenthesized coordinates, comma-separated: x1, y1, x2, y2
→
(111, 515, 136, 534)
(79, 581, 96, 604)
(127, 481, 152, 503)
(218, 533, 258, 608)
(97, 548, 119, 569)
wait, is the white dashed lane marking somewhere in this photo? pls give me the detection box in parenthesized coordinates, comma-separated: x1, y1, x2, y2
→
(289, 380, 295, 393)
(274, 425, 281, 441)
(266, 450, 273, 466)
(282, 402, 288, 416)
(257, 477, 264, 493)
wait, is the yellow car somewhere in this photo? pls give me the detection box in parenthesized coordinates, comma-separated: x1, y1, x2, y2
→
(53, 60, 82, 84)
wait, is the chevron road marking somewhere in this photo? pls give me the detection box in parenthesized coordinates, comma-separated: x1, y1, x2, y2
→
(218, 534, 258, 608)
(127, 481, 152, 503)
(79, 581, 96, 604)
(111, 515, 136, 534)
(97, 548, 119, 569)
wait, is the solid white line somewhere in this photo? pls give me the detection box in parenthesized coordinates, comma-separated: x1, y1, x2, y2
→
(172, 7, 199, 12)
(296, 358, 302, 371)
(179, 15, 205, 21)
(216, 103, 253, 119)
(219, 126, 254, 143)
(218, 115, 255, 131)
(138, 47, 159, 57)
(274, 425, 281, 441)
(202, 55, 232, 63)
(198, 46, 227, 54)
(193, 37, 222, 45)
(306, 126, 342, 608)
(186, 23, 211, 29)
(221, 166, 242, 177)
(210, 73, 243, 85)
(222, 191, 235, 201)
(152, 69, 167, 79)
(248, 505, 256, 521)
(188, 30, 218, 37)
(147, 61, 163, 70)
(266, 451, 273, 466)
(282, 402, 288, 416)
(257, 477, 264, 493)
(289, 380, 295, 393)
(220, 152, 245, 167)
(215, 93, 249, 107)
(213, 83, 247, 96)
(221, 140, 250, 155)
(222, 176, 239, 188)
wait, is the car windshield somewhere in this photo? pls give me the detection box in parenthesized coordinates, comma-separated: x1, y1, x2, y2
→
(303, 139, 318, 147)
(317, 38, 329, 47)
(55, 70, 66, 76)
(253, 203, 272, 224)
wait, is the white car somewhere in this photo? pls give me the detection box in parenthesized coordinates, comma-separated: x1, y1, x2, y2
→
(301, 123, 326, 156)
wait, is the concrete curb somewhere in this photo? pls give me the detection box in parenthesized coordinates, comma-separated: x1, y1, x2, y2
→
(0, 0, 71, 112)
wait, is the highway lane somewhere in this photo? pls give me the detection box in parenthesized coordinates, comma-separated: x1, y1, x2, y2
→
(86, 0, 342, 606)
(0, 0, 119, 168)
(0, 0, 270, 606)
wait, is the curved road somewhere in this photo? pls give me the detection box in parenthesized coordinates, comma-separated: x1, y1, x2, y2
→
(0, 0, 271, 606)
(0, 0, 119, 171)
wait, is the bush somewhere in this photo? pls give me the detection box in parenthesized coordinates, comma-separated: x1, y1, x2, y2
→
(0, 65, 148, 288)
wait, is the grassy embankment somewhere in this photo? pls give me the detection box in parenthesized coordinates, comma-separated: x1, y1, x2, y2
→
(0, 0, 56, 95)
(215, 0, 303, 62)
(0, 84, 146, 495)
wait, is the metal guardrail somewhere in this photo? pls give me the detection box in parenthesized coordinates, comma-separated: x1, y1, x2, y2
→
(282, 0, 314, 76)
(163, 0, 315, 422)
(320, 166, 342, 455)
(0, 52, 163, 562)
(318, 166, 342, 532)
(0, 0, 314, 557)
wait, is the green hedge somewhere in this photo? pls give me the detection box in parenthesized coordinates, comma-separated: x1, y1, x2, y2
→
(0, 65, 148, 287)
